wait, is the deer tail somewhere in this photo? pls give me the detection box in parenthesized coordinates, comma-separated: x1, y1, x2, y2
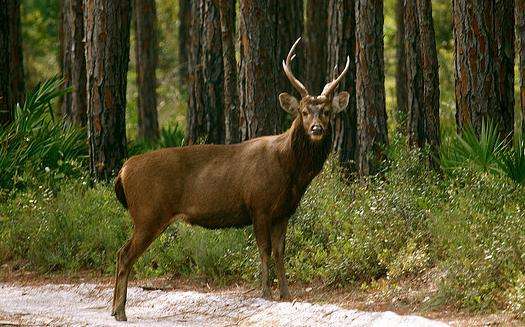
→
(114, 172, 128, 209)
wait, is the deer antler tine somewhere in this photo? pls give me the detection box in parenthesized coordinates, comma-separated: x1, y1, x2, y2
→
(283, 37, 309, 97)
(321, 56, 351, 97)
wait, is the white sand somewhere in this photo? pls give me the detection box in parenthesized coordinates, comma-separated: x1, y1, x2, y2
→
(0, 283, 448, 326)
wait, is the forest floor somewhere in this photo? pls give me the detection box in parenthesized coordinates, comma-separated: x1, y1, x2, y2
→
(0, 269, 521, 326)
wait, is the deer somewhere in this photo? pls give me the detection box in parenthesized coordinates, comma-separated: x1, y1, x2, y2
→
(111, 38, 350, 321)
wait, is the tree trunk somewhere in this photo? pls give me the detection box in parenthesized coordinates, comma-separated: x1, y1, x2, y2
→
(135, 0, 159, 141)
(327, 0, 356, 172)
(305, 0, 327, 94)
(355, 0, 388, 176)
(417, 0, 440, 165)
(395, 0, 407, 131)
(404, 0, 424, 148)
(187, 0, 225, 145)
(60, 0, 87, 126)
(217, 0, 239, 144)
(277, 0, 304, 97)
(85, 0, 131, 180)
(405, 0, 440, 166)
(518, 0, 525, 135)
(8, 0, 24, 108)
(178, 0, 190, 85)
(453, 0, 514, 137)
(0, 1, 12, 126)
(239, 0, 280, 140)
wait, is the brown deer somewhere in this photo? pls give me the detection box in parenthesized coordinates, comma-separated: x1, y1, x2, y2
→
(111, 38, 350, 321)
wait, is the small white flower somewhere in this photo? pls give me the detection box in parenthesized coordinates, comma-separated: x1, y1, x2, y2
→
(44, 167, 50, 173)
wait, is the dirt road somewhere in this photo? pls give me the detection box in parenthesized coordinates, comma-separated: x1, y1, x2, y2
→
(0, 282, 448, 326)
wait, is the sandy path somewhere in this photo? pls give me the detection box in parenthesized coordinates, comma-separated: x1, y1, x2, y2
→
(0, 283, 448, 326)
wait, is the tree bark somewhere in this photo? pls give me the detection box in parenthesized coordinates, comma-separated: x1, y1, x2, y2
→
(135, 0, 159, 141)
(395, 0, 407, 131)
(178, 0, 190, 85)
(85, 0, 131, 180)
(239, 0, 280, 140)
(518, 0, 525, 135)
(60, 0, 87, 126)
(405, 0, 440, 166)
(417, 0, 440, 165)
(355, 0, 388, 176)
(453, 0, 514, 137)
(8, 0, 24, 108)
(305, 0, 328, 94)
(217, 0, 239, 144)
(404, 0, 424, 148)
(277, 0, 304, 97)
(187, 0, 225, 145)
(0, 0, 12, 126)
(327, 0, 356, 172)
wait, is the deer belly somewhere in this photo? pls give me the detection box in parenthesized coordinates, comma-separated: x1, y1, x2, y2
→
(181, 200, 251, 229)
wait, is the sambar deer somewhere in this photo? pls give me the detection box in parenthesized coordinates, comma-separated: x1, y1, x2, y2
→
(111, 38, 350, 321)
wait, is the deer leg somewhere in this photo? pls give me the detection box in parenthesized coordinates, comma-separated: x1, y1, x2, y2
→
(271, 218, 290, 300)
(111, 227, 158, 321)
(253, 216, 272, 300)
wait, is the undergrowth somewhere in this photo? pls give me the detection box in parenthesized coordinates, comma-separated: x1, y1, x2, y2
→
(2, 143, 525, 316)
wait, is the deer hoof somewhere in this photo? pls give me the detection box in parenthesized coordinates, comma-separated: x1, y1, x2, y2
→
(261, 289, 272, 300)
(279, 291, 291, 301)
(114, 311, 127, 321)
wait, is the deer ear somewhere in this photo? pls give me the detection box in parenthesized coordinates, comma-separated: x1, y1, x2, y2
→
(279, 93, 299, 114)
(332, 91, 350, 114)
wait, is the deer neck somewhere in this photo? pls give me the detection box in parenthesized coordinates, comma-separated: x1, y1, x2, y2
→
(280, 117, 332, 186)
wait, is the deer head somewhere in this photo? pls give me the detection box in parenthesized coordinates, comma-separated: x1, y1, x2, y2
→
(279, 38, 350, 142)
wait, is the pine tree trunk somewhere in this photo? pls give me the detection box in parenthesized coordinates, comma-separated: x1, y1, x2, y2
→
(85, 0, 131, 180)
(187, 0, 225, 145)
(277, 0, 304, 98)
(453, 0, 514, 137)
(187, 0, 205, 144)
(135, 0, 159, 141)
(217, 0, 239, 144)
(404, 0, 424, 148)
(8, 0, 24, 108)
(405, 0, 440, 166)
(0, 1, 12, 126)
(417, 0, 440, 165)
(327, 0, 356, 172)
(395, 0, 407, 131)
(178, 0, 190, 85)
(355, 0, 388, 176)
(518, 0, 525, 135)
(239, 0, 280, 140)
(305, 0, 327, 94)
(60, 0, 87, 126)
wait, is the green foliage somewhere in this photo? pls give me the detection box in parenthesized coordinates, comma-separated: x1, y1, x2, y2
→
(497, 137, 525, 185)
(128, 123, 185, 156)
(0, 180, 129, 273)
(0, 77, 87, 193)
(440, 121, 506, 173)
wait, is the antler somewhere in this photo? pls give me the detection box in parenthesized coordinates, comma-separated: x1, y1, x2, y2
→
(320, 56, 351, 97)
(282, 38, 309, 98)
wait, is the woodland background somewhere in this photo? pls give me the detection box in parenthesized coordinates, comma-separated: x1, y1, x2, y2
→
(1, 0, 525, 319)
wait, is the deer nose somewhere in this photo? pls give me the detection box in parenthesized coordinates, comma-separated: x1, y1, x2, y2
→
(311, 125, 324, 135)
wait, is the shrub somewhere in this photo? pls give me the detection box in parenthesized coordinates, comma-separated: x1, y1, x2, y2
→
(0, 77, 87, 194)
(128, 123, 185, 156)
